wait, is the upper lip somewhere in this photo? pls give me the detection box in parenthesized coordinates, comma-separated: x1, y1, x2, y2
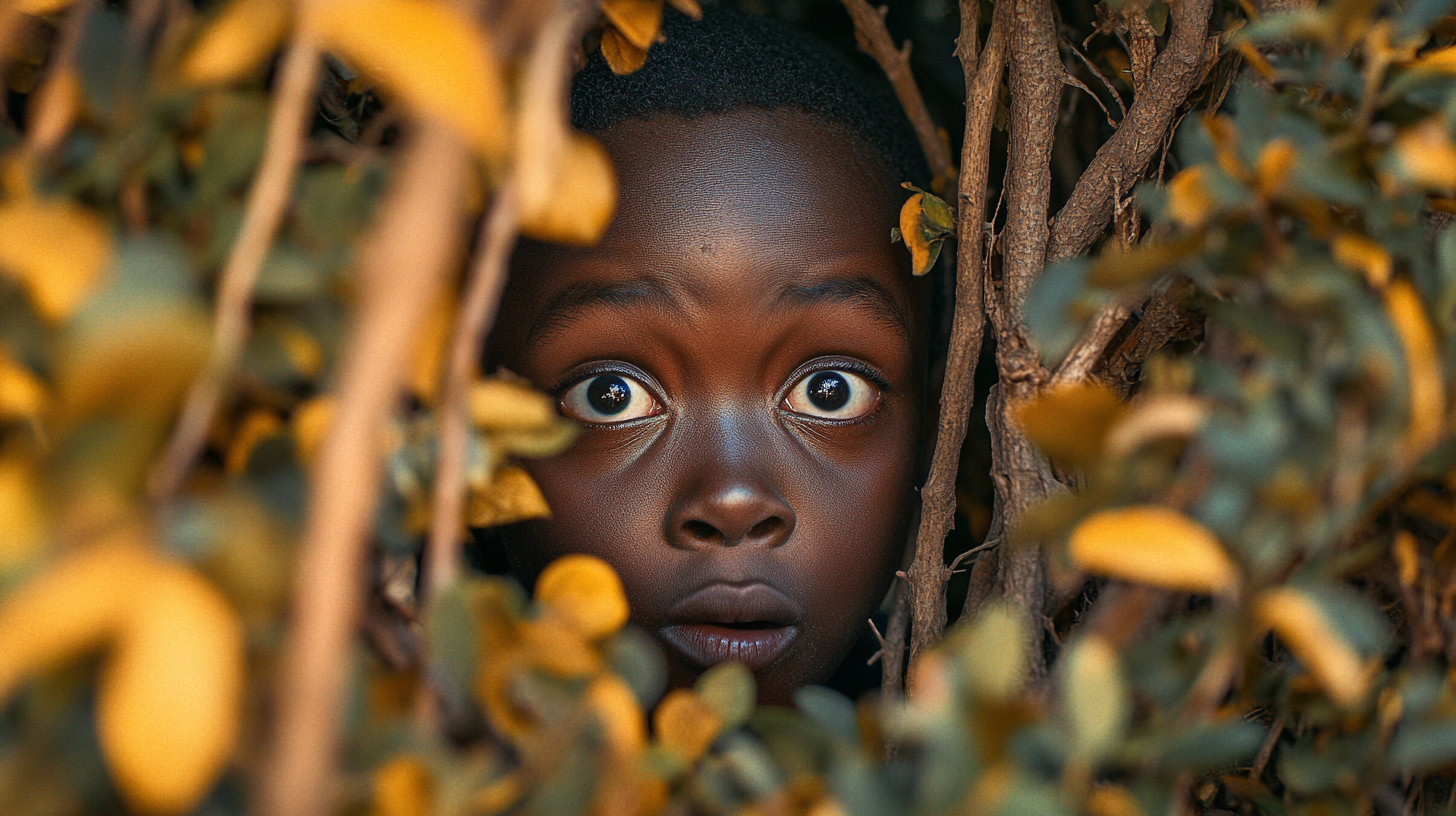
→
(666, 581, 802, 627)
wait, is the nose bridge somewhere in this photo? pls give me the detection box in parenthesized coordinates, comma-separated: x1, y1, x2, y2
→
(665, 406, 795, 549)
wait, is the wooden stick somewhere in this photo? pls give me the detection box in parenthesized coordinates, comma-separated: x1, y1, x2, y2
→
(258, 121, 471, 816)
(149, 41, 322, 499)
(900, 0, 1009, 687)
(838, 0, 957, 187)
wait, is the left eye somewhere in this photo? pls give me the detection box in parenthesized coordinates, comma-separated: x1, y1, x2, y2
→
(783, 369, 880, 420)
(560, 373, 662, 424)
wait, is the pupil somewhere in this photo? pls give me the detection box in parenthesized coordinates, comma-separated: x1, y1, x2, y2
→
(807, 371, 849, 411)
(587, 375, 632, 415)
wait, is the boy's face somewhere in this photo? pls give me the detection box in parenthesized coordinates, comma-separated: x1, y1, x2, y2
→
(489, 109, 927, 705)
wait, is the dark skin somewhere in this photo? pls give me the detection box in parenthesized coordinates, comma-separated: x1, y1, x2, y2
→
(487, 108, 929, 705)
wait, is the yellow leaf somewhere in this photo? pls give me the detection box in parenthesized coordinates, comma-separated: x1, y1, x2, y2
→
(0, 353, 46, 424)
(666, 0, 703, 17)
(1087, 785, 1145, 816)
(1395, 120, 1456, 189)
(291, 396, 334, 467)
(1104, 394, 1207, 459)
(895, 189, 953, 277)
(1407, 45, 1456, 73)
(1333, 234, 1392, 288)
(11, 0, 77, 14)
(601, 0, 664, 50)
(589, 675, 647, 756)
(373, 756, 434, 816)
(1060, 636, 1128, 759)
(410, 293, 455, 403)
(471, 774, 522, 816)
(1385, 281, 1445, 457)
(534, 553, 629, 640)
(470, 378, 557, 432)
(1166, 166, 1213, 229)
(1254, 139, 1296, 198)
(1068, 506, 1237, 593)
(303, 0, 508, 159)
(1014, 382, 1128, 468)
(57, 307, 211, 423)
(1393, 530, 1420, 588)
(0, 540, 152, 700)
(0, 197, 110, 321)
(225, 410, 283, 474)
(522, 616, 603, 676)
(467, 465, 551, 528)
(1255, 587, 1370, 708)
(0, 459, 45, 571)
(654, 688, 722, 762)
(98, 564, 244, 815)
(600, 25, 649, 75)
(517, 132, 618, 246)
(180, 0, 291, 85)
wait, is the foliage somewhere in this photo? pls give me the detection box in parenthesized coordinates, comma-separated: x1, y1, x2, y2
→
(2, 1, 1456, 816)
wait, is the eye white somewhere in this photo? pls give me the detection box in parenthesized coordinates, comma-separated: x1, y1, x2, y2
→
(560, 373, 660, 423)
(783, 369, 879, 420)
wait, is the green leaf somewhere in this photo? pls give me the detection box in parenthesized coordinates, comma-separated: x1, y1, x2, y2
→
(696, 661, 755, 730)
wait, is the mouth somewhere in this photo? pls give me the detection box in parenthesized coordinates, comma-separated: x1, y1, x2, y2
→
(660, 582, 802, 672)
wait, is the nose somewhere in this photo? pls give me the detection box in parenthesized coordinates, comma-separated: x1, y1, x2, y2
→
(667, 480, 796, 549)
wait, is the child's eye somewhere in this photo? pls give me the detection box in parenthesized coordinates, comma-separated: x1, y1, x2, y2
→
(560, 373, 662, 424)
(783, 369, 879, 421)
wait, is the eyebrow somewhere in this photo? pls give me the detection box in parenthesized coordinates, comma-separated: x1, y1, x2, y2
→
(524, 277, 680, 347)
(774, 276, 912, 340)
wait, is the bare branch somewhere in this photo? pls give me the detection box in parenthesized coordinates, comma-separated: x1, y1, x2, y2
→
(900, 0, 1008, 690)
(258, 121, 472, 816)
(1047, 0, 1215, 263)
(149, 42, 322, 499)
(1049, 301, 1132, 387)
(839, 0, 957, 188)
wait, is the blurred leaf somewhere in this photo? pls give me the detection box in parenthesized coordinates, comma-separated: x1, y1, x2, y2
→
(588, 675, 647, 756)
(291, 396, 333, 468)
(180, 0, 291, 85)
(1255, 587, 1370, 708)
(953, 601, 1027, 700)
(372, 756, 434, 816)
(1392, 119, 1456, 188)
(1166, 166, 1214, 228)
(470, 377, 557, 432)
(1332, 234, 1392, 288)
(303, 0, 509, 158)
(518, 132, 618, 246)
(534, 553, 628, 640)
(0, 459, 45, 572)
(1384, 280, 1445, 456)
(468, 465, 551, 528)
(0, 353, 46, 426)
(655, 688, 723, 762)
(0, 197, 110, 322)
(1060, 636, 1128, 761)
(1068, 506, 1237, 593)
(696, 662, 755, 730)
(1014, 382, 1128, 468)
(600, 26, 649, 74)
(792, 685, 856, 742)
(607, 626, 666, 708)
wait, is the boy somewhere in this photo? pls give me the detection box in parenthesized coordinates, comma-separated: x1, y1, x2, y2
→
(485, 8, 934, 706)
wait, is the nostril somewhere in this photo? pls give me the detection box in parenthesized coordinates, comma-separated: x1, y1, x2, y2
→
(683, 520, 720, 542)
(747, 516, 785, 540)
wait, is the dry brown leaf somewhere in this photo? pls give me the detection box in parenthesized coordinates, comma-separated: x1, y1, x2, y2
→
(517, 132, 618, 245)
(467, 465, 550, 527)
(180, 0, 291, 85)
(601, 0, 664, 50)
(601, 25, 649, 75)
(1255, 587, 1371, 708)
(1014, 382, 1129, 468)
(534, 553, 629, 639)
(666, 0, 703, 17)
(1068, 506, 1237, 593)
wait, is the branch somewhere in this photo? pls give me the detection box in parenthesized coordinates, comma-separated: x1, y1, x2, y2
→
(901, 0, 1008, 687)
(258, 121, 472, 816)
(839, 0, 957, 188)
(1046, 0, 1215, 263)
(149, 42, 321, 499)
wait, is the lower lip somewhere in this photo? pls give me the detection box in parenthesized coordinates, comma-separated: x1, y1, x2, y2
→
(660, 624, 799, 672)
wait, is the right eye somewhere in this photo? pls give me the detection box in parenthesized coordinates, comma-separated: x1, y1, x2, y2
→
(560, 373, 662, 424)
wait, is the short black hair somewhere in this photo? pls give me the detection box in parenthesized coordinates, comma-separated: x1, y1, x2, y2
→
(570, 8, 930, 188)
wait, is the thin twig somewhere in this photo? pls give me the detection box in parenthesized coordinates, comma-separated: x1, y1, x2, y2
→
(1065, 39, 1127, 121)
(1250, 715, 1285, 780)
(838, 0, 957, 188)
(900, 0, 1009, 692)
(259, 121, 472, 816)
(149, 41, 322, 499)
(1049, 300, 1134, 387)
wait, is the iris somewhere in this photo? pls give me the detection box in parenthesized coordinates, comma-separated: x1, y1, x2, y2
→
(805, 371, 849, 411)
(587, 374, 632, 415)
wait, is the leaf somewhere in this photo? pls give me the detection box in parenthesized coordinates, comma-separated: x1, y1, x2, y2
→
(467, 465, 551, 528)
(291, 396, 334, 467)
(470, 378, 558, 432)
(410, 293, 455, 403)
(0, 459, 45, 572)
(372, 756, 435, 816)
(696, 661, 755, 730)
(1068, 506, 1237, 593)
(517, 132, 618, 246)
(654, 688, 723, 762)
(1104, 395, 1208, 458)
(953, 601, 1027, 700)
(302, 0, 508, 159)
(601, 0, 664, 50)
(1253, 138, 1297, 198)
(1332, 234, 1392, 288)
(97, 564, 244, 816)
(1166, 166, 1213, 228)
(1384, 280, 1445, 456)
(1060, 636, 1129, 761)
(1255, 587, 1370, 708)
(533, 553, 629, 640)
(0, 197, 111, 322)
(600, 26, 649, 75)
(588, 676, 647, 756)
(224, 410, 284, 474)
(0, 353, 47, 424)
(896, 186, 955, 276)
(666, 0, 703, 17)
(1013, 382, 1129, 468)
(1393, 530, 1420, 588)
(1394, 120, 1456, 188)
(57, 306, 212, 423)
(11, 0, 78, 14)
(180, 0, 290, 85)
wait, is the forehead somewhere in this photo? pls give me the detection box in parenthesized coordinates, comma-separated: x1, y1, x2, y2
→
(497, 109, 923, 354)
